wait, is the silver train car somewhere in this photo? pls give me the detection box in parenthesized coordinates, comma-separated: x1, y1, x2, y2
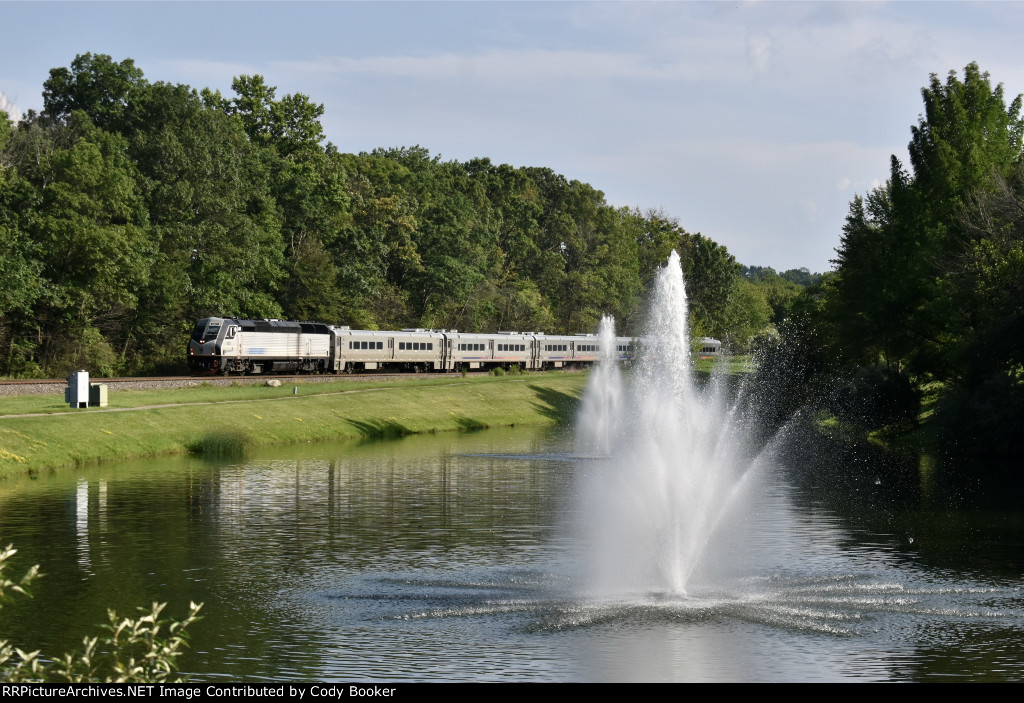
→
(188, 317, 640, 375)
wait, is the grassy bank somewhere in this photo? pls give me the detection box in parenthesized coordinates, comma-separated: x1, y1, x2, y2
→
(0, 373, 586, 477)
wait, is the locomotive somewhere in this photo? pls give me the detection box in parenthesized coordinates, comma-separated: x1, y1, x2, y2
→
(187, 316, 639, 375)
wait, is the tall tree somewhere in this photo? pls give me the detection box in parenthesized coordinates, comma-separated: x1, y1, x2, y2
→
(42, 53, 147, 134)
(830, 63, 1024, 380)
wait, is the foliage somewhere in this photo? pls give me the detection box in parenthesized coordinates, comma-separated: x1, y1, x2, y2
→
(0, 53, 769, 377)
(0, 545, 202, 683)
(783, 62, 1024, 467)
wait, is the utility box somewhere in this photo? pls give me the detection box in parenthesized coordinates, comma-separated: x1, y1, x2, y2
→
(89, 383, 108, 408)
(66, 370, 90, 408)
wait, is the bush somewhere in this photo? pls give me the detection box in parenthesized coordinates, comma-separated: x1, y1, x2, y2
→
(833, 364, 920, 429)
(0, 545, 202, 683)
(932, 370, 1024, 471)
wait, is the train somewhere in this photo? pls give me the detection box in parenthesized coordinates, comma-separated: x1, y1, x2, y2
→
(187, 316, 641, 375)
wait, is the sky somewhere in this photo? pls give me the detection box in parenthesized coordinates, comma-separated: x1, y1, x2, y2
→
(3, 1, 1024, 274)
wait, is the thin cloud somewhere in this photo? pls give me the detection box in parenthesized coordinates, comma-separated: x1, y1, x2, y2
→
(277, 47, 752, 84)
(158, 59, 261, 85)
(0, 92, 23, 122)
(747, 31, 774, 76)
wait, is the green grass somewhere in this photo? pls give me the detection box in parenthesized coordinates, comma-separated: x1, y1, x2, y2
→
(694, 354, 755, 375)
(0, 376, 513, 416)
(0, 374, 585, 477)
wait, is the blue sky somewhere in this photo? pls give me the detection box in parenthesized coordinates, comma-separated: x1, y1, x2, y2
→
(3, 1, 1024, 273)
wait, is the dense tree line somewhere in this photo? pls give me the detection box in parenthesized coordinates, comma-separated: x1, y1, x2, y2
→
(1, 54, 796, 378)
(779, 63, 1024, 468)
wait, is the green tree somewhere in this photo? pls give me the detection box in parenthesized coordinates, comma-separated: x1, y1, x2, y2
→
(678, 233, 741, 341)
(830, 63, 1024, 381)
(224, 75, 326, 157)
(719, 278, 772, 351)
(3, 112, 152, 375)
(127, 81, 285, 369)
(42, 53, 147, 134)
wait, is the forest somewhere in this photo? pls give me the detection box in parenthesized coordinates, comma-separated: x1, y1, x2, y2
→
(0, 53, 803, 379)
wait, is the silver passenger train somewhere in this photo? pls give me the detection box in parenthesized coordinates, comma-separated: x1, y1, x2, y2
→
(187, 317, 639, 375)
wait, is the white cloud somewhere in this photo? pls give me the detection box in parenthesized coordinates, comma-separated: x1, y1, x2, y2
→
(0, 92, 23, 122)
(746, 31, 773, 76)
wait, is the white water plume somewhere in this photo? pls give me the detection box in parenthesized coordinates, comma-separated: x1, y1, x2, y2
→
(575, 315, 623, 459)
(575, 250, 767, 597)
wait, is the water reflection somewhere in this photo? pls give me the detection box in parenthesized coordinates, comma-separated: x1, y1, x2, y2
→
(0, 427, 1021, 681)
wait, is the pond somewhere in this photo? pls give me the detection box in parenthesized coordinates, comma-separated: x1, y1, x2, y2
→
(0, 424, 1021, 682)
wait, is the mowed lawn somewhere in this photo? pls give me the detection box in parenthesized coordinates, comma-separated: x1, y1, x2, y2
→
(0, 374, 586, 477)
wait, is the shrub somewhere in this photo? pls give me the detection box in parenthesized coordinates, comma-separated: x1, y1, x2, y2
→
(0, 544, 202, 683)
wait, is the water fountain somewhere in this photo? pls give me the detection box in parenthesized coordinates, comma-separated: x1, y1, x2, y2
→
(575, 250, 766, 597)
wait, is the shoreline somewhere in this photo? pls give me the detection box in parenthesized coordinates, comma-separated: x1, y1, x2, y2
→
(0, 373, 587, 478)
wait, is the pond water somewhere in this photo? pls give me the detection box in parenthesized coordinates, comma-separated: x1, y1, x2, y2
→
(0, 425, 1021, 682)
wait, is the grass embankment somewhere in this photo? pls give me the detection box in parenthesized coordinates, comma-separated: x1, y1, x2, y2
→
(0, 374, 585, 477)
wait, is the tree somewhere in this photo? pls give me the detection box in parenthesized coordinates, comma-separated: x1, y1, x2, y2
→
(678, 233, 741, 341)
(829, 63, 1024, 381)
(42, 53, 147, 134)
(225, 75, 326, 157)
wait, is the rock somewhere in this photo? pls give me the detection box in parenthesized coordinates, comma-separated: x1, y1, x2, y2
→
(266, 379, 282, 387)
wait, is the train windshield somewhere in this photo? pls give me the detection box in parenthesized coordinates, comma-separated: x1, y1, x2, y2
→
(191, 321, 221, 343)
